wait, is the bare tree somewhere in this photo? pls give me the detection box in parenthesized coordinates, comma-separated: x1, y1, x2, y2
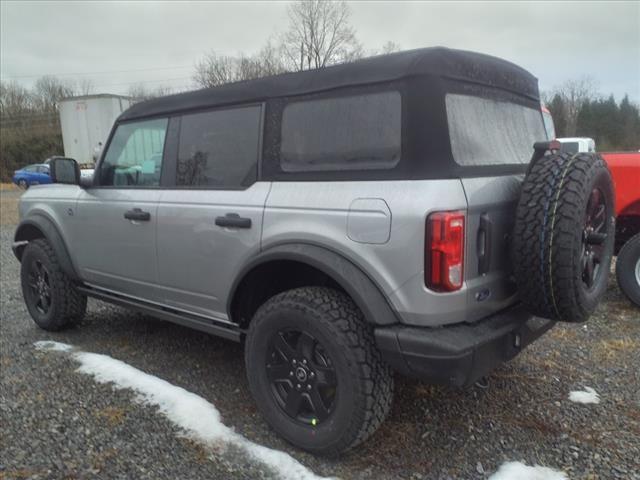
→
(127, 83, 146, 102)
(33, 76, 76, 112)
(365, 41, 402, 57)
(128, 83, 175, 103)
(194, 53, 243, 88)
(0, 81, 35, 117)
(379, 41, 401, 55)
(77, 78, 95, 96)
(254, 39, 289, 76)
(193, 41, 287, 88)
(551, 76, 598, 136)
(153, 85, 176, 97)
(281, 0, 363, 71)
(192, 1, 394, 88)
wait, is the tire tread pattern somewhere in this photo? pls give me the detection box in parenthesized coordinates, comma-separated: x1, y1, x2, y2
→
(512, 152, 614, 322)
(246, 287, 393, 455)
(22, 239, 87, 331)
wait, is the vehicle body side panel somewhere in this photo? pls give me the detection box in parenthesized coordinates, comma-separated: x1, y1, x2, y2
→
(15, 184, 80, 247)
(74, 188, 162, 303)
(14, 185, 82, 275)
(262, 179, 470, 327)
(231, 243, 400, 326)
(601, 152, 640, 216)
(155, 182, 271, 320)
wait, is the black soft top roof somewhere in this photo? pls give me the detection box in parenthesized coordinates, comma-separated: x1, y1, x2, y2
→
(120, 47, 539, 121)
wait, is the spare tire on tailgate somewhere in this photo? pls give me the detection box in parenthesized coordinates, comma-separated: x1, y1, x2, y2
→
(512, 152, 615, 322)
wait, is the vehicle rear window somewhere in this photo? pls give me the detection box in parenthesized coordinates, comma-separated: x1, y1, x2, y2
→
(446, 94, 546, 166)
(280, 91, 401, 172)
(177, 105, 261, 188)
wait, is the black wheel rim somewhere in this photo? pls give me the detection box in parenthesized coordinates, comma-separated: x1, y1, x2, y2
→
(581, 187, 607, 290)
(266, 329, 337, 425)
(27, 260, 52, 315)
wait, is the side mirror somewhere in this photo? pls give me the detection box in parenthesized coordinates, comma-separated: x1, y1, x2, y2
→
(50, 158, 80, 185)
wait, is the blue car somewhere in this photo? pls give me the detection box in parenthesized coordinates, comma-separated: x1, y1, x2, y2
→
(12, 164, 52, 189)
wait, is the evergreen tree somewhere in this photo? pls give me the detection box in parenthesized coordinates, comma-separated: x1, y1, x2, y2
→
(618, 95, 640, 150)
(576, 99, 594, 137)
(547, 94, 567, 137)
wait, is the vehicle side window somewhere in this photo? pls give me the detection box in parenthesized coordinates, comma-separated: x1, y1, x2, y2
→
(37, 166, 49, 174)
(98, 118, 168, 187)
(24, 166, 37, 172)
(280, 91, 401, 172)
(176, 105, 261, 188)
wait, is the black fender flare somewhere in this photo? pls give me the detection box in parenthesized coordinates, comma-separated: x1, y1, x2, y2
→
(228, 243, 400, 326)
(13, 215, 80, 281)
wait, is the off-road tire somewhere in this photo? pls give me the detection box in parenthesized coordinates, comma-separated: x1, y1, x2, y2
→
(244, 287, 394, 455)
(20, 239, 87, 331)
(616, 233, 640, 307)
(512, 152, 615, 322)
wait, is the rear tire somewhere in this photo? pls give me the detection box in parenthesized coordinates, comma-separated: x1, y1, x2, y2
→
(512, 152, 615, 322)
(18, 179, 28, 189)
(20, 239, 87, 331)
(616, 233, 640, 307)
(244, 287, 393, 455)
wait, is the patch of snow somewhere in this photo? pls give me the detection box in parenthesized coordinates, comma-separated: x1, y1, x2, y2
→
(568, 387, 600, 404)
(489, 461, 567, 480)
(34, 340, 74, 352)
(35, 342, 330, 480)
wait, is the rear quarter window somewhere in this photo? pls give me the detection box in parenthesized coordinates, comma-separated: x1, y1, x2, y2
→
(280, 91, 401, 172)
(446, 94, 546, 166)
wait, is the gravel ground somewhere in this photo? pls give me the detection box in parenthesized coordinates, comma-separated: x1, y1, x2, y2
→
(1, 211, 639, 479)
(0, 189, 20, 226)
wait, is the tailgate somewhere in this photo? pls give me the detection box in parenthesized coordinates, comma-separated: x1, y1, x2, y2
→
(461, 175, 522, 321)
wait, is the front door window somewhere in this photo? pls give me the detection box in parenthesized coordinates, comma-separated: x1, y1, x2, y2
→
(98, 118, 168, 187)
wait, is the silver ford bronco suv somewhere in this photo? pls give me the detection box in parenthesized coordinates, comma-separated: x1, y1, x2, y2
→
(14, 48, 615, 455)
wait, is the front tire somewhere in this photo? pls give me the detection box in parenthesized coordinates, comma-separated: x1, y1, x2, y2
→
(244, 287, 393, 455)
(18, 179, 28, 189)
(20, 239, 87, 331)
(616, 233, 640, 307)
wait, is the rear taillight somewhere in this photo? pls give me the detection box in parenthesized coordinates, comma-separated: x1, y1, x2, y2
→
(425, 211, 465, 292)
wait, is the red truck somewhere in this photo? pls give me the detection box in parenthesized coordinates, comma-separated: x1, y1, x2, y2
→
(602, 152, 640, 306)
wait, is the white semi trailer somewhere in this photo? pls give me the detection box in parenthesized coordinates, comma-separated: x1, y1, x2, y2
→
(58, 94, 132, 167)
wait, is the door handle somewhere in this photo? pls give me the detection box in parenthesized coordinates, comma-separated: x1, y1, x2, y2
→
(215, 213, 252, 229)
(477, 213, 492, 275)
(124, 208, 151, 221)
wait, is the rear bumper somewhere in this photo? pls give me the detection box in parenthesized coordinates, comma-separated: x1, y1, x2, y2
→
(374, 304, 554, 387)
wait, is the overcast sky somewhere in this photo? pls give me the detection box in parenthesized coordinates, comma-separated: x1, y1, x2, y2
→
(1, 1, 639, 101)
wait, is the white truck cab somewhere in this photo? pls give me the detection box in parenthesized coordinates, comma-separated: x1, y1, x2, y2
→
(557, 137, 596, 153)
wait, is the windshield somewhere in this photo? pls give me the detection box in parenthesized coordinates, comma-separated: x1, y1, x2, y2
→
(446, 94, 547, 166)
